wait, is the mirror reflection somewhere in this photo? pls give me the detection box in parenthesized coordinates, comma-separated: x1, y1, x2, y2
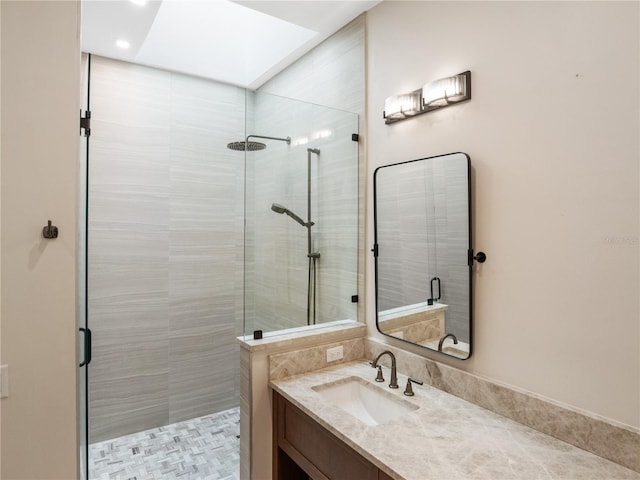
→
(374, 152, 471, 359)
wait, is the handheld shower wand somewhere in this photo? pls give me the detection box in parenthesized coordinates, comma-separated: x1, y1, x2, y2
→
(270, 203, 313, 227)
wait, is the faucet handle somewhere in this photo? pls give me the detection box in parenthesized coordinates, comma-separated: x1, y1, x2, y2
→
(369, 360, 385, 382)
(403, 377, 423, 396)
(374, 365, 385, 382)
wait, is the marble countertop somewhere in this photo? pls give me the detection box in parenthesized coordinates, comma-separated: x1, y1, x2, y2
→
(270, 361, 640, 480)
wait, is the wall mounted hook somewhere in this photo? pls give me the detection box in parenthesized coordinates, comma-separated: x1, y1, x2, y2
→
(474, 251, 486, 263)
(468, 249, 487, 265)
(42, 220, 59, 239)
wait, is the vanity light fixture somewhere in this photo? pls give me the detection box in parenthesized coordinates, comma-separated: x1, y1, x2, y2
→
(423, 71, 471, 110)
(383, 90, 422, 123)
(384, 71, 471, 124)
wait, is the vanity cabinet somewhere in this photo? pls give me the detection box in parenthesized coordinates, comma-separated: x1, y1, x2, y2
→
(273, 391, 394, 480)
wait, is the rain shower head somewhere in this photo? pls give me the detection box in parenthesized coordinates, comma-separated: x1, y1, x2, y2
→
(227, 134, 290, 152)
(271, 203, 310, 227)
(227, 141, 266, 151)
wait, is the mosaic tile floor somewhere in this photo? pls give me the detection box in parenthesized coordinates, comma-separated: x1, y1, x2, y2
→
(89, 407, 240, 480)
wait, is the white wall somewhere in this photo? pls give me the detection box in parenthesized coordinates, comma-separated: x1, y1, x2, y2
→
(366, 1, 639, 428)
(1, 1, 80, 478)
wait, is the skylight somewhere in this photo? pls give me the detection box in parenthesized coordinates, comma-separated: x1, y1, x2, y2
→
(136, 1, 316, 87)
(81, 0, 379, 89)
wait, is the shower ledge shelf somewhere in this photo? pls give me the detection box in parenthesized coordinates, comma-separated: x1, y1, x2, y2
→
(237, 319, 364, 352)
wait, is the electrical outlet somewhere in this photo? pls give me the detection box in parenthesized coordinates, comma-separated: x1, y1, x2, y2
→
(326, 346, 344, 363)
(0, 365, 8, 399)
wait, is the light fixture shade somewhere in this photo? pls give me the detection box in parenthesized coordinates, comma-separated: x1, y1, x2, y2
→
(422, 71, 471, 109)
(384, 90, 421, 123)
(383, 71, 471, 124)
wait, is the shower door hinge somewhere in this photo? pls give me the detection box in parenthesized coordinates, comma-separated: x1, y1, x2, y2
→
(351, 295, 358, 303)
(351, 133, 359, 142)
(80, 110, 91, 137)
(371, 243, 379, 257)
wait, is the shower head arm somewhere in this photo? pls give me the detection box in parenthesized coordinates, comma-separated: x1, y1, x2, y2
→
(247, 134, 291, 145)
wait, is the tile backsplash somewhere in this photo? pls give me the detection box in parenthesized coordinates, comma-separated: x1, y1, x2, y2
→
(269, 337, 365, 380)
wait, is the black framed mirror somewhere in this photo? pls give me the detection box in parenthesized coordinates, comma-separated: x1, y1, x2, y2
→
(373, 152, 473, 359)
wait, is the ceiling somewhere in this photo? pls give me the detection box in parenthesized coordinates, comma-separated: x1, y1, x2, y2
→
(81, 0, 380, 89)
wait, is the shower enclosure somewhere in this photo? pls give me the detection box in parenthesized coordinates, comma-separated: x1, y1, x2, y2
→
(80, 54, 359, 478)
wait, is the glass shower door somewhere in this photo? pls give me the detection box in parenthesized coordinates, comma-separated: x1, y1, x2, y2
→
(83, 54, 246, 479)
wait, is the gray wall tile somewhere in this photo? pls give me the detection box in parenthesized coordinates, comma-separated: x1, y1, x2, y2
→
(88, 56, 244, 442)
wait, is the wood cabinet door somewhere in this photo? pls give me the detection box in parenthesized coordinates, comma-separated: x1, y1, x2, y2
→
(273, 391, 379, 480)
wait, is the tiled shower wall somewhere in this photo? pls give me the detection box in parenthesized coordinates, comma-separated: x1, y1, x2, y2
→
(88, 56, 245, 442)
(258, 16, 365, 116)
(249, 16, 366, 334)
(244, 93, 359, 332)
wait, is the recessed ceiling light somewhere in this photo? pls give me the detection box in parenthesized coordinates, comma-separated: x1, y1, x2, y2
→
(116, 39, 130, 49)
(130, 0, 147, 6)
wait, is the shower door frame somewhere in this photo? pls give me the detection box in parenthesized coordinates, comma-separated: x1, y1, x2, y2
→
(78, 52, 92, 480)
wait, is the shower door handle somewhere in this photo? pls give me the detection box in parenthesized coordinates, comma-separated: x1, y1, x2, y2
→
(79, 327, 92, 367)
(430, 277, 441, 302)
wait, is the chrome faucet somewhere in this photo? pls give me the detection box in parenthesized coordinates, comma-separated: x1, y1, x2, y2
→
(370, 350, 398, 389)
(438, 333, 458, 352)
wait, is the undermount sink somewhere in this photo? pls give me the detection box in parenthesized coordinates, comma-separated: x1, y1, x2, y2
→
(311, 376, 419, 426)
